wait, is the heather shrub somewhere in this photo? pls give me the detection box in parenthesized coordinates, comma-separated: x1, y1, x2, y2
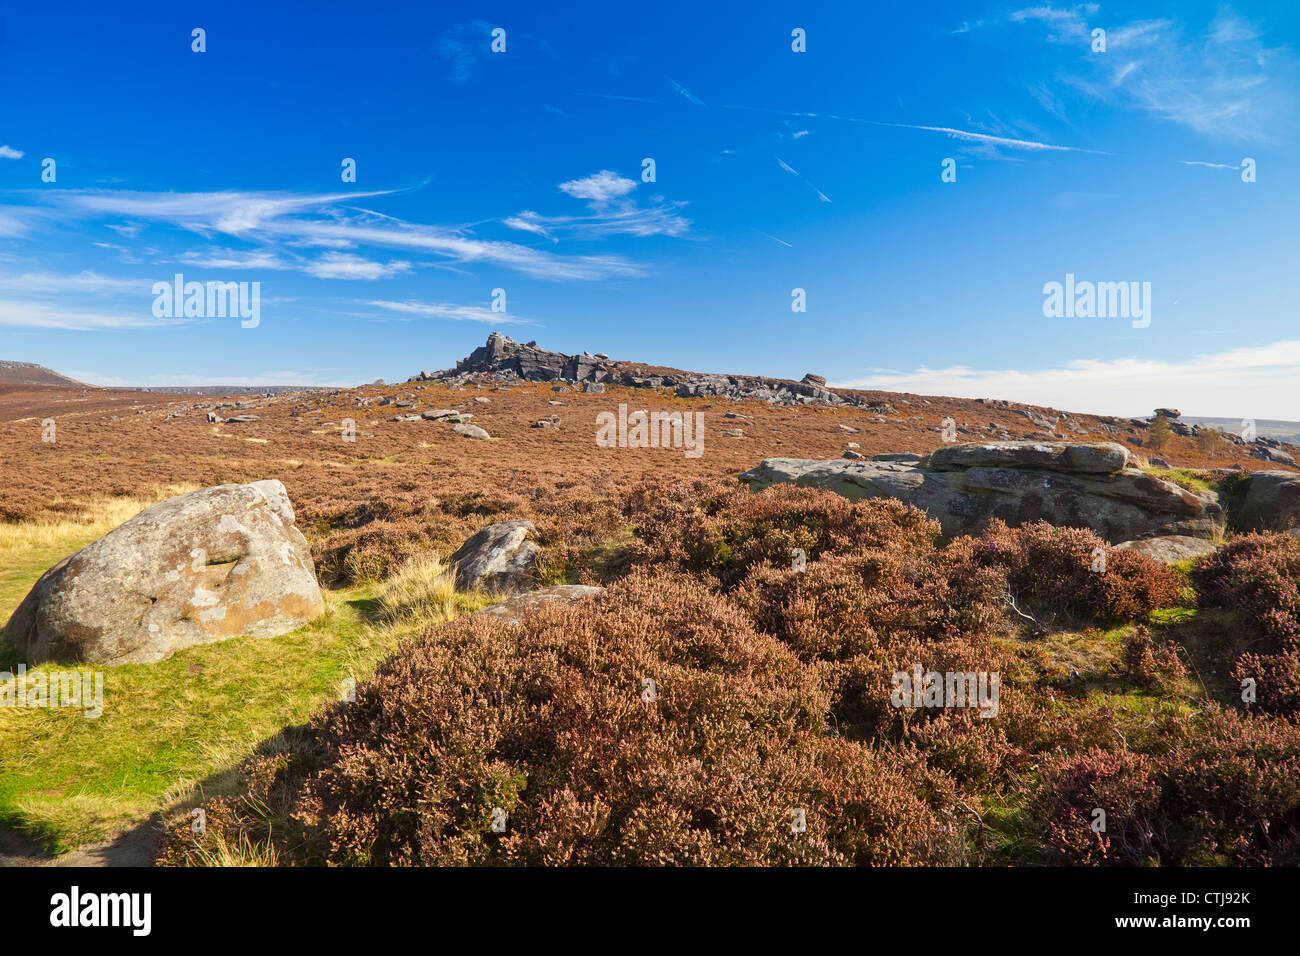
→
(1233, 648, 1300, 717)
(1160, 709, 1300, 865)
(1194, 533, 1300, 716)
(171, 570, 963, 866)
(1194, 532, 1300, 643)
(629, 481, 940, 590)
(733, 550, 1011, 740)
(1033, 747, 1163, 865)
(952, 521, 1184, 625)
(1121, 625, 1187, 694)
(1030, 709, 1300, 865)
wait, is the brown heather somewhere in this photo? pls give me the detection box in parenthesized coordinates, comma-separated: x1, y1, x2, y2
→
(7, 380, 1295, 867)
(164, 570, 963, 866)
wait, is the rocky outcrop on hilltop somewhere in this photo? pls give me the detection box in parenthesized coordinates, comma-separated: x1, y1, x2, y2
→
(8, 480, 325, 665)
(410, 332, 861, 407)
(739, 441, 1225, 542)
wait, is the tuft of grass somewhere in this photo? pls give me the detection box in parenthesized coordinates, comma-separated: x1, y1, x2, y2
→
(374, 552, 489, 626)
(188, 827, 280, 867)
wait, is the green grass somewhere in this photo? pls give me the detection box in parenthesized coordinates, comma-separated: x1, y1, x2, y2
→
(0, 500, 490, 855)
(1143, 466, 1215, 492)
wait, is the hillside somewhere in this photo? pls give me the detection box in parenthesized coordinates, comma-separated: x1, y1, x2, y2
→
(0, 361, 92, 388)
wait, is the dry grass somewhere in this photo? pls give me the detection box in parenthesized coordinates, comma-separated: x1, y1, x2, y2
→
(0, 484, 200, 554)
(375, 551, 487, 626)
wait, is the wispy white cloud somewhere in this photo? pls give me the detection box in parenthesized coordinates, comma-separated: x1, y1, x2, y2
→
(505, 204, 689, 240)
(0, 145, 24, 160)
(368, 299, 533, 325)
(436, 19, 501, 85)
(558, 170, 638, 203)
(0, 210, 29, 237)
(575, 92, 665, 105)
(1008, 3, 1098, 43)
(1006, 6, 1297, 141)
(833, 340, 1300, 420)
(180, 249, 293, 270)
(0, 297, 172, 330)
(503, 169, 691, 240)
(1179, 159, 1242, 170)
(28, 188, 644, 281)
(304, 252, 411, 280)
(0, 270, 151, 295)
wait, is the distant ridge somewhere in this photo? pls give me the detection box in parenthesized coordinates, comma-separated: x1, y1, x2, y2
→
(0, 361, 94, 388)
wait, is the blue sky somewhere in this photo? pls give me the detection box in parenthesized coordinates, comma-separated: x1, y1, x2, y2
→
(1, 1, 1297, 417)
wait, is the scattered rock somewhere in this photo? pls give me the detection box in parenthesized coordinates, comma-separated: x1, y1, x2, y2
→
(7, 480, 325, 665)
(842, 449, 865, 460)
(473, 585, 605, 623)
(1252, 445, 1297, 466)
(1113, 535, 1220, 564)
(453, 423, 491, 440)
(449, 520, 539, 594)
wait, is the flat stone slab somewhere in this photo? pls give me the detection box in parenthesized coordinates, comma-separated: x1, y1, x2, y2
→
(738, 455, 1223, 543)
(923, 441, 1130, 474)
(474, 585, 605, 624)
(1113, 535, 1220, 564)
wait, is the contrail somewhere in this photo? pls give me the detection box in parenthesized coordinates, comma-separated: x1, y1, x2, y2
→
(723, 104, 1108, 154)
(667, 77, 708, 108)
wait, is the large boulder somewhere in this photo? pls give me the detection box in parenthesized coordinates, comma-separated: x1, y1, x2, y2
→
(8, 480, 325, 666)
(1235, 470, 1300, 532)
(449, 519, 539, 594)
(739, 444, 1224, 542)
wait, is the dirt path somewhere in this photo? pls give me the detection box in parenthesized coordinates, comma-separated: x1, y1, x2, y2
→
(0, 819, 158, 867)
